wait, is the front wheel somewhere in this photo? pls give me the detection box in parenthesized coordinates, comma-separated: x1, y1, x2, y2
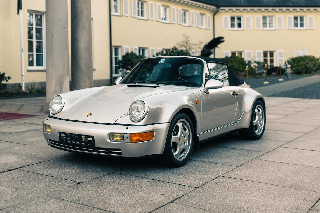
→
(160, 113, 194, 167)
(239, 100, 266, 140)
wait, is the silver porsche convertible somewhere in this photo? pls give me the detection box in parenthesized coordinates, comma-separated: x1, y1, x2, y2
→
(43, 56, 266, 167)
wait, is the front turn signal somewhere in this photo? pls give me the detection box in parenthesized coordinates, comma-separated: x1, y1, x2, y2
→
(130, 131, 154, 143)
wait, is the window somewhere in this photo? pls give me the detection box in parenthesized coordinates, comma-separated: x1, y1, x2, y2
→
(112, 0, 120, 15)
(231, 16, 242, 29)
(113, 47, 121, 76)
(161, 6, 169, 22)
(262, 16, 274, 29)
(27, 12, 45, 69)
(294, 16, 305, 29)
(197, 13, 205, 28)
(139, 47, 148, 57)
(137, 1, 146, 19)
(263, 51, 275, 67)
(231, 51, 244, 58)
(181, 10, 188, 25)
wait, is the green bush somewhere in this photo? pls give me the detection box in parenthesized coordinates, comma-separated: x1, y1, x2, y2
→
(118, 52, 145, 71)
(220, 55, 247, 74)
(0, 72, 11, 93)
(287, 56, 320, 74)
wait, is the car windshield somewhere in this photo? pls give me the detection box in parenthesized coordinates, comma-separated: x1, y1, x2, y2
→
(121, 58, 203, 87)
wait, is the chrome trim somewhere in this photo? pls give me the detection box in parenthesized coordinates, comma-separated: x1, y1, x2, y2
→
(198, 111, 246, 136)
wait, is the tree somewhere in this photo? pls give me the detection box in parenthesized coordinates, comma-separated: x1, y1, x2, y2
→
(176, 34, 203, 53)
(156, 46, 190, 56)
(200, 36, 225, 57)
(0, 72, 11, 94)
(118, 52, 145, 71)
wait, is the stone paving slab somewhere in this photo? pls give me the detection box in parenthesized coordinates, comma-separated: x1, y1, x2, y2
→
(56, 172, 193, 213)
(0, 122, 41, 133)
(266, 122, 318, 133)
(175, 177, 318, 212)
(153, 203, 210, 213)
(258, 129, 304, 141)
(0, 129, 47, 146)
(303, 129, 320, 139)
(226, 159, 320, 192)
(268, 117, 320, 126)
(284, 137, 320, 151)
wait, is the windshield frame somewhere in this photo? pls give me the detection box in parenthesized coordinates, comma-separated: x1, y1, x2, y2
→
(120, 57, 205, 87)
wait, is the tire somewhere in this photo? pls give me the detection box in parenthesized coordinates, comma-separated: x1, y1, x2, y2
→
(160, 113, 194, 167)
(238, 100, 266, 140)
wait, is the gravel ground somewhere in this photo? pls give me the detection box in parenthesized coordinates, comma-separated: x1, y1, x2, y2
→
(244, 75, 307, 89)
(269, 81, 320, 99)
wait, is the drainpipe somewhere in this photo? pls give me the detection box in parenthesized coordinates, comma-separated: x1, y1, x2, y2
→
(109, 0, 113, 85)
(213, 7, 220, 58)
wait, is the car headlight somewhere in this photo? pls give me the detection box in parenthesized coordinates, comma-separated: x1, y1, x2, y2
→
(129, 100, 149, 122)
(49, 95, 65, 115)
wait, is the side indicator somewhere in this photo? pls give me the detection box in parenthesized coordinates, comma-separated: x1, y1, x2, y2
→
(196, 100, 199, 104)
(87, 113, 92, 117)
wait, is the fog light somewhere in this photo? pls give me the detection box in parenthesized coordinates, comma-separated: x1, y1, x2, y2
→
(109, 133, 130, 142)
(130, 131, 154, 143)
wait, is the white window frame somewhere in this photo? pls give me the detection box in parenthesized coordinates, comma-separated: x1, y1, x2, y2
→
(294, 16, 306, 29)
(27, 11, 46, 70)
(112, 0, 120, 15)
(230, 16, 243, 30)
(197, 13, 206, 29)
(138, 47, 148, 57)
(161, 5, 169, 23)
(137, 0, 147, 19)
(181, 9, 188, 26)
(112, 46, 122, 77)
(231, 51, 244, 58)
(263, 51, 276, 67)
(262, 16, 274, 30)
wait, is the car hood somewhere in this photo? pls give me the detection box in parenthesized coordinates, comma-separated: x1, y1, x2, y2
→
(54, 84, 189, 124)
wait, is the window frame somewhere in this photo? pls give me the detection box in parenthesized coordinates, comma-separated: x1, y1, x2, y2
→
(137, 0, 147, 19)
(231, 51, 244, 58)
(138, 47, 148, 58)
(112, 0, 120, 15)
(112, 46, 122, 77)
(27, 11, 46, 70)
(181, 9, 188, 26)
(230, 16, 242, 30)
(161, 5, 169, 23)
(263, 51, 276, 68)
(262, 16, 274, 30)
(294, 16, 305, 29)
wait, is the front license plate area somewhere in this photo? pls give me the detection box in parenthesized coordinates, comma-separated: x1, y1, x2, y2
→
(59, 132, 95, 148)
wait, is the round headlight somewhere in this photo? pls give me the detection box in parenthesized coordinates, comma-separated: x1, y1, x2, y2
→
(49, 95, 64, 115)
(129, 100, 148, 122)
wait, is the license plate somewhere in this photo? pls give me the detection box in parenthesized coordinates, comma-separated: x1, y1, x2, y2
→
(59, 132, 95, 148)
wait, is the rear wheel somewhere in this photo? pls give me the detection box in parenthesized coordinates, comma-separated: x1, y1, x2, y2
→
(239, 100, 266, 140)
(160, 113, 194, 167)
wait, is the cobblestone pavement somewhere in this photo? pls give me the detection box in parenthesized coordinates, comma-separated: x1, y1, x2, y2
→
(1, 78, 320, 212)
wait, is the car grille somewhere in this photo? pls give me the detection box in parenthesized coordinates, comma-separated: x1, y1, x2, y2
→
(47, 132, 122, 156)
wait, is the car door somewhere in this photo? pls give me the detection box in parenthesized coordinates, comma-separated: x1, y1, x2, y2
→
(200, 62, 240, 141)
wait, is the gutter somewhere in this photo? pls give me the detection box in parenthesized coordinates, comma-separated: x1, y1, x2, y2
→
(213, 7, 220, 58)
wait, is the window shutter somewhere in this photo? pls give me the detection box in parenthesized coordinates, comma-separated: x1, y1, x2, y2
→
(124, 46, 130, 54)
(277, 16, 283, 29)
(245, 16, 251, 30)
(186, 11, 189, 26)
(132, 0, 137, 17)
(149, 2, 154, 20)
(123, 0, 129, 16)
(157, 48, 162, 54)
(178, 8, 182, 24)
(302, 50, 308, 56)
(255, 16, 262, 29)
(256, 51, 263, 62)
(190, 11, 195, 26)
(223, 16, 229, 30)
(150, 48, 155, 57)
(156, 4, 161, 21)
(144, 48, 148, 57)
(277, 50, 284, 67)
(207, 14, 211, 29)
(287, 15, 293, 29)
(196, 12, 200, 27)
(245, 51, 253, 62)
(223, 51, 231, 58)
(133, 47, 138, 55)
(294, 51, 300, 57)
(308, 15, 315, 29)
(171, 7, 176, 23)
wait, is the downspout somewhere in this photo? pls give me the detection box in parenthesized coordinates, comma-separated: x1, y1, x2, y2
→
(213, 7, 220, 58)
(109, 0, 113, 85)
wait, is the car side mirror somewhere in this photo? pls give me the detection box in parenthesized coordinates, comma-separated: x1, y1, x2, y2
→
(115, 77, 123, 85)
(204, 79, 223, 94)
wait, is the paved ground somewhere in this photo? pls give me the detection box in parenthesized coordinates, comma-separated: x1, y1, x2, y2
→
(1, 76, 320, 212)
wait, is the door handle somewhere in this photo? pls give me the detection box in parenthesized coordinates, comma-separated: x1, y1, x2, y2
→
(232, 91, 238, 96)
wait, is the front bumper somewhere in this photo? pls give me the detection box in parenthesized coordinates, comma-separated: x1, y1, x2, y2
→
(43, 117, 170, 157)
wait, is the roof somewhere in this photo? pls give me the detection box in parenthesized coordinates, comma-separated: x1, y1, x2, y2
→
(193, 0, 320, 7)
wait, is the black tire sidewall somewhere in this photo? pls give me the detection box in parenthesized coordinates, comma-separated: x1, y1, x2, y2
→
(249, 100, 266, 140)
